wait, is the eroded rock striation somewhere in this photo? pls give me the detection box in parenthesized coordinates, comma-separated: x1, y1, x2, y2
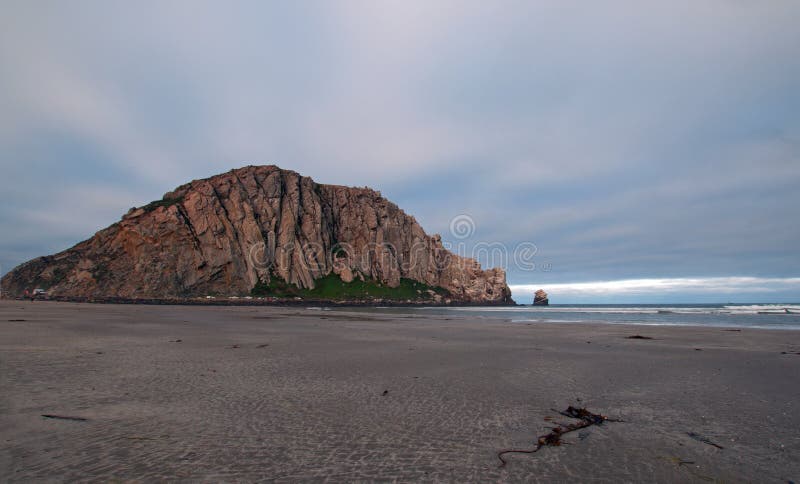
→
(1, 165, 513, 304)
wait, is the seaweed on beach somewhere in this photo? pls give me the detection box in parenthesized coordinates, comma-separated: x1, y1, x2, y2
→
(626, 335, 654, 340)
(497, 406, 622, 466)
(41, 414, 88, 422)
(687, 432, 724, 449)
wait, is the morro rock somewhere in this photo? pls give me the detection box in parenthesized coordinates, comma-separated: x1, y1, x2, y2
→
(0, 165, 513, 304)
(533, 289, 549, 305)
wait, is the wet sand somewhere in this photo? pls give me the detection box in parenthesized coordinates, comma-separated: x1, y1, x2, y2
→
(1, 300, 799, 482)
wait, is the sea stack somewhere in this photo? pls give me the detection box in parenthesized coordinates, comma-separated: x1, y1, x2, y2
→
(0, 165, 514, 305)
(533, 289, 549, 305)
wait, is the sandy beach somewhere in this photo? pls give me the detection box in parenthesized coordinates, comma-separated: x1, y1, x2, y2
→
(1, 300, 798, 482)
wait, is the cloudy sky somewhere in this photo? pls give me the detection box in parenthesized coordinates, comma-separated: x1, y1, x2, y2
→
(1, 1, 799, 303)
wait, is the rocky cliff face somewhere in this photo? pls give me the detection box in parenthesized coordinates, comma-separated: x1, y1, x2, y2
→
(1, 166, 513, 304)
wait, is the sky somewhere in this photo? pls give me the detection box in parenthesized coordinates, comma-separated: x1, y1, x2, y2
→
(1, 1, 799, 303)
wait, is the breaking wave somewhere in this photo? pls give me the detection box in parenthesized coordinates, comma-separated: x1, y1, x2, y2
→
(408, 303, 800, 329)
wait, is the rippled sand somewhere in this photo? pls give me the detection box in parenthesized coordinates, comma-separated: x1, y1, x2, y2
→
(1, 300, 799, 482)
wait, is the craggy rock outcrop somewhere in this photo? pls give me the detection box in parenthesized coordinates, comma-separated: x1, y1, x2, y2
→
(533, 289, 549, 306)
(1, 165, 513, 304)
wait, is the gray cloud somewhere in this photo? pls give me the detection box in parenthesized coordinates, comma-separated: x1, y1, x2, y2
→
(1, 1, 798, 301)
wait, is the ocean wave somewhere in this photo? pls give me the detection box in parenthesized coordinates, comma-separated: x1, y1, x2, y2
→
(724, 304, 800, 315)
(362, 303, 800, 329)
(419, 304, 800, 316)
(508, 318, 800, 330)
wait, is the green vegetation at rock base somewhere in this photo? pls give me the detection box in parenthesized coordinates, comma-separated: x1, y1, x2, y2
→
(251, 272, 449, 301)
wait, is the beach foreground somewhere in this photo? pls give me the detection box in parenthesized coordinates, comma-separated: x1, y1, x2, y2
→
(1, 301, 798, 482)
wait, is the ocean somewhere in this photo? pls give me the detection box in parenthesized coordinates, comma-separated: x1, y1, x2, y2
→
(337, 303, 800, 330)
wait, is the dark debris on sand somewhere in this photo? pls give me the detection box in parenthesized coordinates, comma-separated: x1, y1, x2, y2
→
(41, 414, 88, 422)
(687, 432, 724, 449)
(497, 406, 622, 466)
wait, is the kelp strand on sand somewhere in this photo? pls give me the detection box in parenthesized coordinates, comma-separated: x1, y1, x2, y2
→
(687, 432, 724, 449)
(41, 414, 87, 422)
(497, 406, 622, 467)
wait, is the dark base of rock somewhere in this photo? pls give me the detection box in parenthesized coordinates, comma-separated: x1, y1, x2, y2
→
(533, 298, 549, 306)
(3, 295, 517, 308)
